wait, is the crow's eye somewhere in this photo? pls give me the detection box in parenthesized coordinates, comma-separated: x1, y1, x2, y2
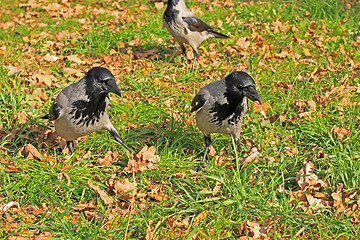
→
(246, 86, 256, 93)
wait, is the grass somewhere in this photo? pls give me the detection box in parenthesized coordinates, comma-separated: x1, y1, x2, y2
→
(1, 0, 360, 239)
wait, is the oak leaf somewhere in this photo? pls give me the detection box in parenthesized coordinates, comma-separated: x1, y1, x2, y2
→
(88, 180, 114, 205)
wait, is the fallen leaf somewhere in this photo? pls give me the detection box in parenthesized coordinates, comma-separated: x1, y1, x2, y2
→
(303, 47, 311, 57)
(67, 55, 85, 64)
(98, 151, 118, 166)
(112, 177, 137, 201)
(2, 165, 20, 172)
(63, 67, 83, 77)
(72, 201, 98, 211)
(212, 179, 223, 196)
(241, 147, 261, 168)
(149, 193, 169, 202)
(208, 145, 216, 157)
(119, 41, 125, 49)
(154, 2, 164, 9)
(88, 180, 114, 205)
(0, 201, 20, 212)
(193, 210, 208, 225)
(57, 172, 71, 186)
(331, 125, 350, 140)
(253, 101, 270, 117)
(5, 222, 19, 234)
(32, 73, 57, 87)
(297, 161, 326, 191)
(236, 37, 250, 50)
(20, 143, 43, 159)
(308, 99, 317, 112)
(245, 221, 268, 239)
(61, 164, 73, 172)
(123, 146, 160, 173)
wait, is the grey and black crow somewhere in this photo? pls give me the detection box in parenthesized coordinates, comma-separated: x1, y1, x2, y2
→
(190, 71, 262, 169)
(163, 0, 229, 72)
(44, 67, 132, 154)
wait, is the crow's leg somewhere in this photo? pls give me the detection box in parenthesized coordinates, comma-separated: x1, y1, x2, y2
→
(109, 128, 133, 153)
(234, 137, 241, 158)
(194, 134, 211, 171)
(66, 141, 74, 154)
(180, 43, 186, 63)
(191, 48, 198, 73)
(66, 140, 76, 163)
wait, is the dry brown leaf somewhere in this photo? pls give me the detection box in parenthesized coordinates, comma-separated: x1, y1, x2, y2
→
(212, 179, 223, 196)
(344, 189, 358, 203)
(213, 155, 225, 165)
(98, 151, 118, 166)
(331, 125, 350, 140)
(208, 145, 216, 157)
(241, 147, 261, 168)
(119, 41, 125, 49)
(123, 146, 160, 173)
(88, 180, 114, 205)
(32, 73, 57, 87)
(32, 88, 49, 101)
(172, 172, 186, 178)
(2, 165, 21, 172)
(5, 222, 19, 234)
(57, 172, 71, 186)
(308, 99, 317, 112)
(193, 210, 208, 225)
(297, 161, 326, 191)
(61, 164, 73, 172)
(303, 47, 311, 57)
(149, 193, 169, 202)
(72, 201, 98, 211)
(20, 143, 43, 160)
(1, 128, 20, 142)
(305, 194, 326, 212)
(154, 2, 164, 9)
(67, 55, 85, 64)
(63, 67, 83, 77)
(0, 201, 20, 212)
(314, 192, 326, 198)
(128, 36, 141, 46)
(236, 37, 250, 50)
(243, 221, 269, 239)
(112, 177, 137, 201)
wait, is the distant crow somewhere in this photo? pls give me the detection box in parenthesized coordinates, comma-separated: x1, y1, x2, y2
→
(163, 0, 229, 72)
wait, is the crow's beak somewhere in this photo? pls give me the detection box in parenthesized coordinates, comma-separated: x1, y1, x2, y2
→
(245, 86, 262, 104)
(107, 79, 123, 97)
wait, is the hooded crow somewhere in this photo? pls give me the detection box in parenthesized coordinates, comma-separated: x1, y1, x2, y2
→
(191, 71, 262, 169)
(163, 0, 229, 72)
(44, 67, 132, 154)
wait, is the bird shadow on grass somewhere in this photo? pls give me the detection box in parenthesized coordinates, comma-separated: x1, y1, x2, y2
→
(0, 118, 64, 158)
(119, 41, 183, 65)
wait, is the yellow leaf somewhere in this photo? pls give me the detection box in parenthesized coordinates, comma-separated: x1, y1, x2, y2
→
(303, 47, 311, 57)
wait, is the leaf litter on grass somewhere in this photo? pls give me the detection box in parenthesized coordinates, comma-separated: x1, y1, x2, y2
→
(1, 0, 360, 238)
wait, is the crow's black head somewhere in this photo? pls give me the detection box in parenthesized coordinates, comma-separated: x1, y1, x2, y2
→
(225, 71, 262, 104)
(85, 67, 122, 97)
